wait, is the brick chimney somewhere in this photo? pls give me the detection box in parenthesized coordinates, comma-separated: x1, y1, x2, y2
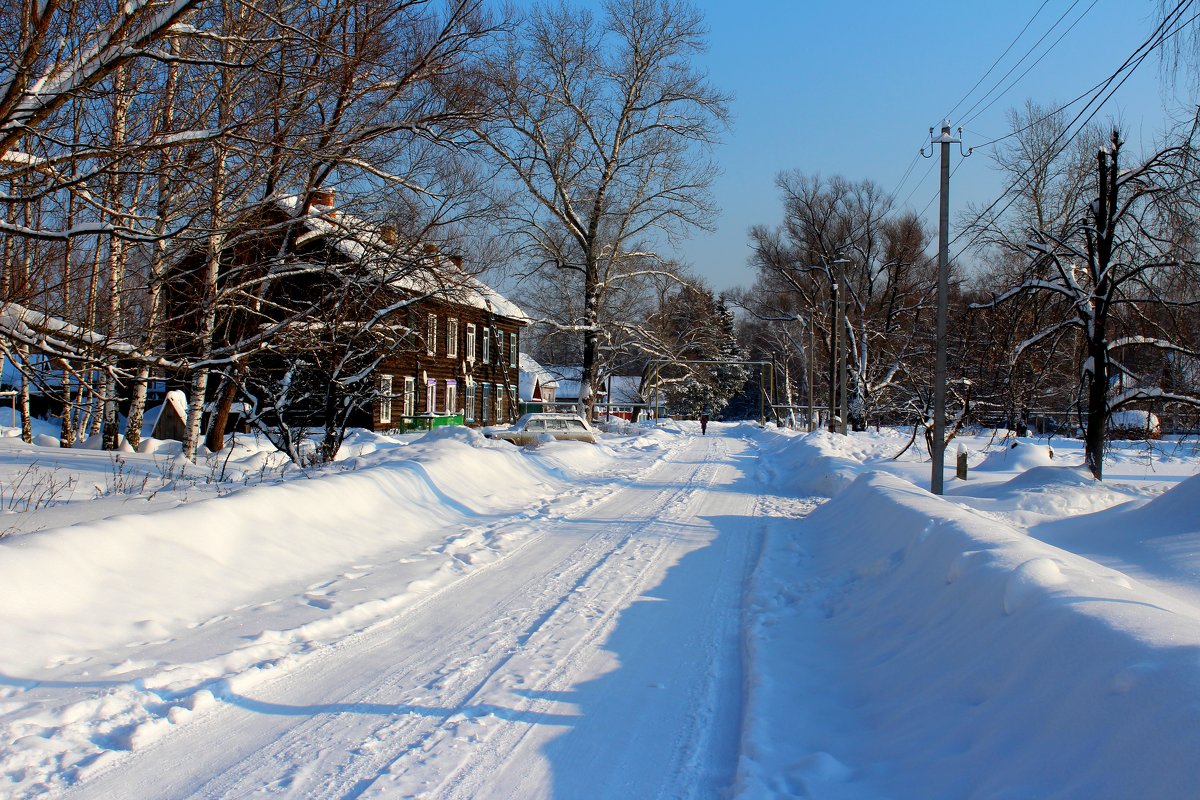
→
(310, 188, 335, 214)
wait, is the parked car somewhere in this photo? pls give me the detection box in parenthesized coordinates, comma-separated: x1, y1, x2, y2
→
(487, 413, 597, 445)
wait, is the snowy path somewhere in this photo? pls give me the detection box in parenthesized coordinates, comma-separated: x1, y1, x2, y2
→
(63, 433, 768, 799)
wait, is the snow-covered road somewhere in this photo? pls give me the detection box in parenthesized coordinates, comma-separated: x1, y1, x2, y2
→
(62, 432, 770, 799)
(7, 422, 1200, 798)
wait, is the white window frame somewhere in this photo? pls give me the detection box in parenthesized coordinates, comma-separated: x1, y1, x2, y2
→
(466, 323, 477, 363)
(379, 375, 393, 425)
(509, 333, 518, 367)
(446, 380, 457, 415)
(426, 313, 437, 356)
(482, 327, 490, 364)
(481, 382, 492, 422)
(465, 382, 476, 422)
(403, 376, 416, 417)
(447, 318, 458, 358)
(426, 379, 436, 415)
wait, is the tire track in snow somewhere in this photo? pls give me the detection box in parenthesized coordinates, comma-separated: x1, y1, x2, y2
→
(44, 438, 689, 799)
(392, 434, 759, 800)
(272, 442, 728, 800)
(71, 434, 724, 799)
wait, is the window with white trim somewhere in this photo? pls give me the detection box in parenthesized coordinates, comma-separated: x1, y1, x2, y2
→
(447, 318, 458, 358)
(426, 313, 437, 356)
(481, 382, 492, 422)
(509, 333, 518, 367)
(379, 375, 393, 425)
(426, 379, 436, 414)
(403, 377, 416, 417)
(465, 382, 476, 422)
(495, 329, 504, 365)
(466, 323, 476, 362)
(446, 380, 457, 415)
(482, 327, 490, 363)
(497, 384, 506, 419)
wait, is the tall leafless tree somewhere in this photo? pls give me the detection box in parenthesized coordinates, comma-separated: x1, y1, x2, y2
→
(473, 0, 728, 418)
(972, 128, 1200, 479)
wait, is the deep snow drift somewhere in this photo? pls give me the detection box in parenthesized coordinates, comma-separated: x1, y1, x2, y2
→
(739, 428, 1200, 799)
(1, 418, 1198, 798)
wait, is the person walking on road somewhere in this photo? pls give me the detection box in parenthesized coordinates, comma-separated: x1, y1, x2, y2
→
(699, 412, 709, 435)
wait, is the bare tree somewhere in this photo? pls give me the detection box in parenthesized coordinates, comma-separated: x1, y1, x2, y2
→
(473, 0, 728, 418)
(972, 129, 1200, 479)
(745, 173, 936, 429)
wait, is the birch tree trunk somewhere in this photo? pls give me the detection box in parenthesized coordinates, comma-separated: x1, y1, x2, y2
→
(125, 46, 179, 451)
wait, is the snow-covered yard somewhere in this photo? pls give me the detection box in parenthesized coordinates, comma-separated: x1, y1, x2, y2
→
(0, 417, 1198, 798)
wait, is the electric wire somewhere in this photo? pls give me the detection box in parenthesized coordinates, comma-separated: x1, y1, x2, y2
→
(956, 0, 1090, 127)
(944, 0, 1054, 122)
(946, 0, 1198, 262)
(959, 0, 1101, 129)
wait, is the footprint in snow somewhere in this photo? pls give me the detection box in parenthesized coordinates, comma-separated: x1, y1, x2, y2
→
(304, 593, 334, 610)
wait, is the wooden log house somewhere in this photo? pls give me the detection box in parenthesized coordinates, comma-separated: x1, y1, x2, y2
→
(168, 190, 527, 434)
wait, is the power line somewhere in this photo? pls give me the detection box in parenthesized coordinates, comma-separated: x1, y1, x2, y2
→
(960, 0, 1101, 129)
(957, 0, 1090, 126)
(972, 1, 1199, 151)
(947, 0, 1198, 261)
(944, 0, 1054, 122)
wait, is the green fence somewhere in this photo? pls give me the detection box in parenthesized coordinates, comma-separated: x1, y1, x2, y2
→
(393, 414, 465, 432)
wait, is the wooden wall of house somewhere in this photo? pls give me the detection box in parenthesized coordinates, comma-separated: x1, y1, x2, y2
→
(373, 297, 524, 430)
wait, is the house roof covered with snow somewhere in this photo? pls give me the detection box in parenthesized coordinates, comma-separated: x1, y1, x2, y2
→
(606, 375, 644, 405)
(276, 195, 527, 323)
(518, 353, 558, 401)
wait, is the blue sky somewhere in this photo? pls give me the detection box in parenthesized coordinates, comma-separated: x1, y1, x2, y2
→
(674, 1, 1194, 291)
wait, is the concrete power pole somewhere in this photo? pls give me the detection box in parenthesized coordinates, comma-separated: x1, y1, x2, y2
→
(926, 121, 969, 495)
(837, 262, 849, 435)
(807, 315, 815, 432)
(827, 277, 838, 433)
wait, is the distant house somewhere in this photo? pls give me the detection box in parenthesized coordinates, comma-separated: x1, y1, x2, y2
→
(532, 363, 655, 420)
(604, 374, 648, 421)
(519, 353, 559, 412)
(168, 190, 527, 433)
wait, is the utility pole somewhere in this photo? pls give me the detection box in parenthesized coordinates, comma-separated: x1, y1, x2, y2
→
(925, 121, 969, 495)
(837, 260, 849, 435)
(807, 315, 815, 432)
(827, 276, 838, 433)
(824, 257, 850, 435)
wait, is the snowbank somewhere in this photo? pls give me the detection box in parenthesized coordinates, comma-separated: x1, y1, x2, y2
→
(0, 430, 629, 674)
(741, 430, 1200, 798)
(757, 428, 866, 496)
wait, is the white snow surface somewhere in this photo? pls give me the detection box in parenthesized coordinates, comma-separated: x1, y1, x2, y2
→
(0, 419, 1198, 798)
